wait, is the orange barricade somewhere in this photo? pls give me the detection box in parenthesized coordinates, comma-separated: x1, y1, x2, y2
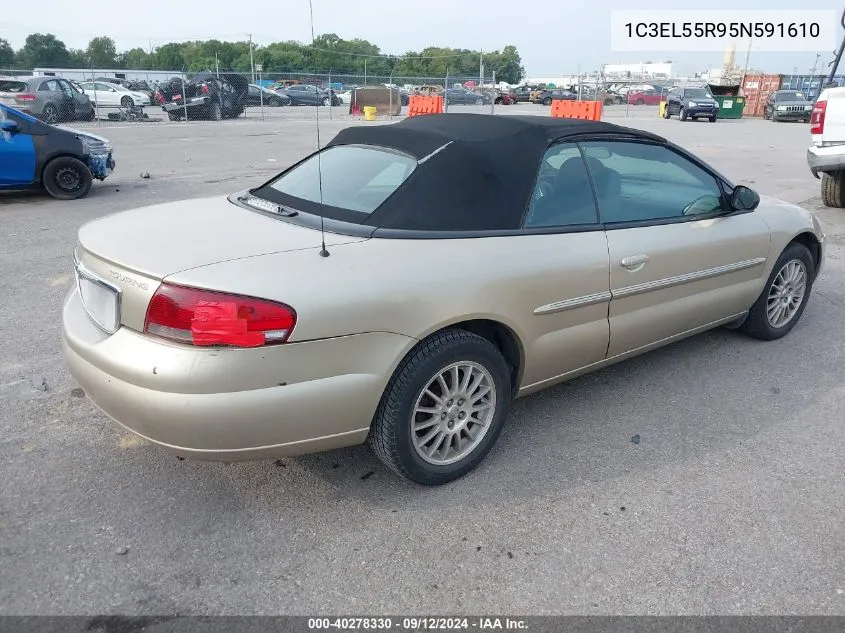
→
(550, 99, 603, 121)
(407, 95, 444, 117)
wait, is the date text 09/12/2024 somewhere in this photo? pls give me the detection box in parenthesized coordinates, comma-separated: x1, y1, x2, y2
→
(623, 22, 821, 39)
(308, 617, 528, 630)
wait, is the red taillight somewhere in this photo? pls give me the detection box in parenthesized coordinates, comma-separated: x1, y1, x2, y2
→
(154, 90, 165, 105)
(144, 284, 296, 348)
(17, 93, 36, 102)
(201, 83, 209, 94)
(811, 99, 827, 135)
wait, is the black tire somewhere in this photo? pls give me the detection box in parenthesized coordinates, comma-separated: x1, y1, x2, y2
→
(709, 115, 717, 122)
(679, 107, 687, 121)
(40, 103, 59, 125)
(42, 156, 92, 200)
(635, 98, 644, 105)
(740, 242, 815, 341)
(83, 105, 96, 121)
(543, 97, 552, 106)
(495, 97, 503, 105)
(120, 96, 133, 108)
(368, 329, 513, 486)
(167, 111, 182, 121)
(663, 105, 671, 119)
(267, 97, 282, 107)
(209, 102, 222, 121)
(821, 171, 845, 207)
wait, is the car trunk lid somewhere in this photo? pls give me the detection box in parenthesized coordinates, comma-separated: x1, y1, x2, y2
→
(74, 195, 369, 332)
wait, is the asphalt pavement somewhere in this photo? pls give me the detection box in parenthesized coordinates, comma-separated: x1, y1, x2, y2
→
(1, 104, 843, 615)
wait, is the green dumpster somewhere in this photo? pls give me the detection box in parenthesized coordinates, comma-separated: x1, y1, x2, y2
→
(713, 94, 745, 119)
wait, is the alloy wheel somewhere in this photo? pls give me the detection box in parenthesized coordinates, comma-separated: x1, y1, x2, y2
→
(411, 361, 497, 466)
(766, 259, 807, 328)
(43, 106, 58, 124)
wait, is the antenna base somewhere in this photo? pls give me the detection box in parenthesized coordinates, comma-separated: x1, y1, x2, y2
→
(319, 248, 330, 258)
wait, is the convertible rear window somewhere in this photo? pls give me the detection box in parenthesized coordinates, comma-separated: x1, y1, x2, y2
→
(260, 145, 417, 215)
(0, 81, 28, 93)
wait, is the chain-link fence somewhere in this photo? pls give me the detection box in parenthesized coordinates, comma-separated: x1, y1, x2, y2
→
(2, 62, 697, 129)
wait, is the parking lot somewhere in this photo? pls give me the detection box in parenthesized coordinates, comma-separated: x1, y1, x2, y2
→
(1, 103, 843, 615)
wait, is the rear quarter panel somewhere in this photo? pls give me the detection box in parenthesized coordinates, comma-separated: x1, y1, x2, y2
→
(166, 232, 613, 390)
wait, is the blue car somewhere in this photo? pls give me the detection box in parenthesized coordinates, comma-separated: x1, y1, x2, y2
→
(0, 103, 115, 200)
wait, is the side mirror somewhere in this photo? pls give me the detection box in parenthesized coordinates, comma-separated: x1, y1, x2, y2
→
(730, 185, 760, 211)
(0, 120, 18, 133)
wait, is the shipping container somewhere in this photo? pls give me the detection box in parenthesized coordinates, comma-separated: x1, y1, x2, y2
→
(741, 73, 783, 117)
(779, 74, 845, 101)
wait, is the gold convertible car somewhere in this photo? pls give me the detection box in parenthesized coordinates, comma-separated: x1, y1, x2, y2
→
(62, 114, 825, 485)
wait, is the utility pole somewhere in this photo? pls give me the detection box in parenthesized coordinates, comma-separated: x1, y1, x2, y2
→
(740, 37, 752, 90)
(249, 33, 255, 83)
(216, 53, 220, 78)
(479, 50, 484, 86)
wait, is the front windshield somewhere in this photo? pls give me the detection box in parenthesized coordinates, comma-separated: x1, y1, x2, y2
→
(776, 91, 807, 101)
(685, 88, 710, 98)
(257, 145, 417, 215)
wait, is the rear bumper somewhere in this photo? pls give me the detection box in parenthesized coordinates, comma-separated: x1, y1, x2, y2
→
(163, 97, 210, 112)
(62, 288, 416, 460)
(807, 145, 845, 178)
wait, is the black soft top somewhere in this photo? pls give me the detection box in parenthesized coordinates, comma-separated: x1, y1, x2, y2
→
(322, 114, 665, 232)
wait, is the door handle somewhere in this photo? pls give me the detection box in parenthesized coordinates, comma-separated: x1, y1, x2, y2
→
(621, 254, 650, 272)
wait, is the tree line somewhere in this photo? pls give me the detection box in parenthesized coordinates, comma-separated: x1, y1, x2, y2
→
(0, 34, 526, 83)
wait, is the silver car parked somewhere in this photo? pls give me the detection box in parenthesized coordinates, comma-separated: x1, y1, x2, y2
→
(0, 76, 95, 124)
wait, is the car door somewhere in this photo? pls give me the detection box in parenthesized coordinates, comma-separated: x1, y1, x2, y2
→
(56, 79, 84, 118)
(517, 141, 611, 389)
(0, 107, 36, 186)
(580, 138, 771, 358)
(37, 79, 68, 120)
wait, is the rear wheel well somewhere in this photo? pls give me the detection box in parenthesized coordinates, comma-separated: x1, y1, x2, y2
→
(790, 232, 822, 280)
(445, 320, 523, 396)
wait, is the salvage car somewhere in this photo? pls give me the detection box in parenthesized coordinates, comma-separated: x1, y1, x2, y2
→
(161, 72, 248, 121)
(0, 76, 95, 124)
(244, 84, 291, 107)
(95, 77, 156, 101)
(444, 88, 491, 105)
(78, 81, 151, 108)
(0, 103, 114, 199)
(280, 84, 341, 106)
(534, 89, 577, 105)
(764, 90, 813, 122)
(62, 114, 824, 485)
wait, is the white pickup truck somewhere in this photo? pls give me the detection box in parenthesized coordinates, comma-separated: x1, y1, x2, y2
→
(807, 85, 845, 207)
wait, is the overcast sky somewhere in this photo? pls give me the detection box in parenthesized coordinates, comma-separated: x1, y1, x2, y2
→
(3, 0, 844, 76)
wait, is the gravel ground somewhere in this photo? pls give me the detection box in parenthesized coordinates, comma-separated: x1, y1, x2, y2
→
(0, 104, 843, 616)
